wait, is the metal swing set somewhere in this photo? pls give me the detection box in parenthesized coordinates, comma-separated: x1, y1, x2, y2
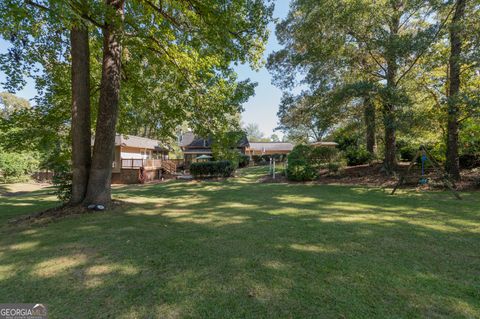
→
(390, 145, 462, 200)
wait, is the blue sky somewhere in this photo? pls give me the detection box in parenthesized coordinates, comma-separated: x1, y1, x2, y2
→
(0, 1, 291, 138)
(236, 1, 290, 138)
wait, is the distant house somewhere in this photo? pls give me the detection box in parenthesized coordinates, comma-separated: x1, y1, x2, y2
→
(179, 132, 249, 167)
(310, 141, 338, 148)
(245, 142, 294, 157)
(92, 134, 175, 184)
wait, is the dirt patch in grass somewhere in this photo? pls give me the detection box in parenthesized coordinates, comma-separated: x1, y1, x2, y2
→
(8, 200, 129, 226)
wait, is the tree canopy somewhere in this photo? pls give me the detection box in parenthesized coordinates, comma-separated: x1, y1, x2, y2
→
(268, 0, 480, 176)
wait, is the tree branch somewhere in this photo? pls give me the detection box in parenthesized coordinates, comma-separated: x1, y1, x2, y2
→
(24, 0, 50, 12)
(395, 5, 456, 86)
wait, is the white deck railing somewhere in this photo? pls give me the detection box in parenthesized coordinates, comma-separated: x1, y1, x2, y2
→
(121, 159, 162, 169)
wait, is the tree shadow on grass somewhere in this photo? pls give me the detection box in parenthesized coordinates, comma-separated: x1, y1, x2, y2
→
(0, 184, 9, 195)
(0, 179, 479, 318)
(0, 187, 59, 224)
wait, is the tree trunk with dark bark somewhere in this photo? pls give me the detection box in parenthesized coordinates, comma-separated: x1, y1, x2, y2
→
(84, 0, 125, 207)
(70, 26, 91, 205)
(382, 12, 400, 174)
(445, 0, 466, 181)
(364, 96, 376, 156)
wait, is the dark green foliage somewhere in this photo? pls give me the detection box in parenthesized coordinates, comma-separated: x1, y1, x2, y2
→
(52, 168, 72, 203)
(211, 131, 247, 169)
(333, 127, 362, 152)
(287, 145, 312, 161)
(190, 161, 235, 179)
(326, 162, 342, 173)
(344, 147, 372, 166)
(459, 154, 480, 169)
(399, 145, 418, 162)
(311, 146, 340, 165)
(286, 158, 318, 181)
(333, 128, 373, 166)
(0, 150, 39, 183)
(459, 119, 480, 167)
(251, 155, 267, 165)
(47, 148, 72, 202)
(238, 155, 250, 168)
(287, 145, 342, 181)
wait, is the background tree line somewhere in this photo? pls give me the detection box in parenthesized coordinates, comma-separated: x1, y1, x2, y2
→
(268, 0, 480, 179)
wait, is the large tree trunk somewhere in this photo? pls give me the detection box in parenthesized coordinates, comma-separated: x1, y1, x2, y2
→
(70, 26, 91, 205)
(445, 0, 466, 181)
(383, 99, 396, 172)
(364, 96, 376, 156)
(383, 61, 398, 173)
(84, 0, 125, 207)
(382, 12, 400, 173)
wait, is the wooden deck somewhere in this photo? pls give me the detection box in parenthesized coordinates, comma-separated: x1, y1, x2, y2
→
(120, 159, 177, 174)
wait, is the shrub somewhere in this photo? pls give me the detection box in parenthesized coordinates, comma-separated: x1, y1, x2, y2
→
(459, 154, 480, 169)
(286, 145, 342, 181)
(332, 126, 361, 152)
(47, 150, 72, 202)
(399, 145, 417, 162)
(190, 160, 234, 178)
(326, 162, 344, 174)
(311, 147, 340, 166)
(286, 159, 318, 181)
(238, 155, 250, 168)
(251, 155, 264, 165)
(0, 150, 39, 183)
(288, 144, 312, 161)
(52, 168, 72, 202)
(344, 147, 372, 166)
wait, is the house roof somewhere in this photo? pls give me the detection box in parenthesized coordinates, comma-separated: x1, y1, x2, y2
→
(92, 134, 169, 151)
(311, 141, 338, 147)
(180, 133, 249, 149)
(247, 142, 294, 152)
(185, 137, 214, 148)
(183, 148, 213, 154)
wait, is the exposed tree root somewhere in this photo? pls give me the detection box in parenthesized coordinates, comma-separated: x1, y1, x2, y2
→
(9, 200, 129, 226)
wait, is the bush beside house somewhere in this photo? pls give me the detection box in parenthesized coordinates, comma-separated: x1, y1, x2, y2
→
(190, 161, 235, 179)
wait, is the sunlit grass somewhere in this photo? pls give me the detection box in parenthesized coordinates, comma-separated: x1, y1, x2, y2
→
(0, 166, 479, 318)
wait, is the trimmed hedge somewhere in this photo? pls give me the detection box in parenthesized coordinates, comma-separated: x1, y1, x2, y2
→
(190, 160, 235, 178)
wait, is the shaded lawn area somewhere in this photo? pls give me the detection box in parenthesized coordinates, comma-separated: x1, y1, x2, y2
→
(0, 183, 58, 222)
(0, 167, 479, 318)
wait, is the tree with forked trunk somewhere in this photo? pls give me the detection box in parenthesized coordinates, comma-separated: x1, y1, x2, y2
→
(84, 0, 125, 206)
(1, 0, 273, 208)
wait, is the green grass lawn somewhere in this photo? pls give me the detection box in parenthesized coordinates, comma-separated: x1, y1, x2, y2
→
(0, 167, 479, 318)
